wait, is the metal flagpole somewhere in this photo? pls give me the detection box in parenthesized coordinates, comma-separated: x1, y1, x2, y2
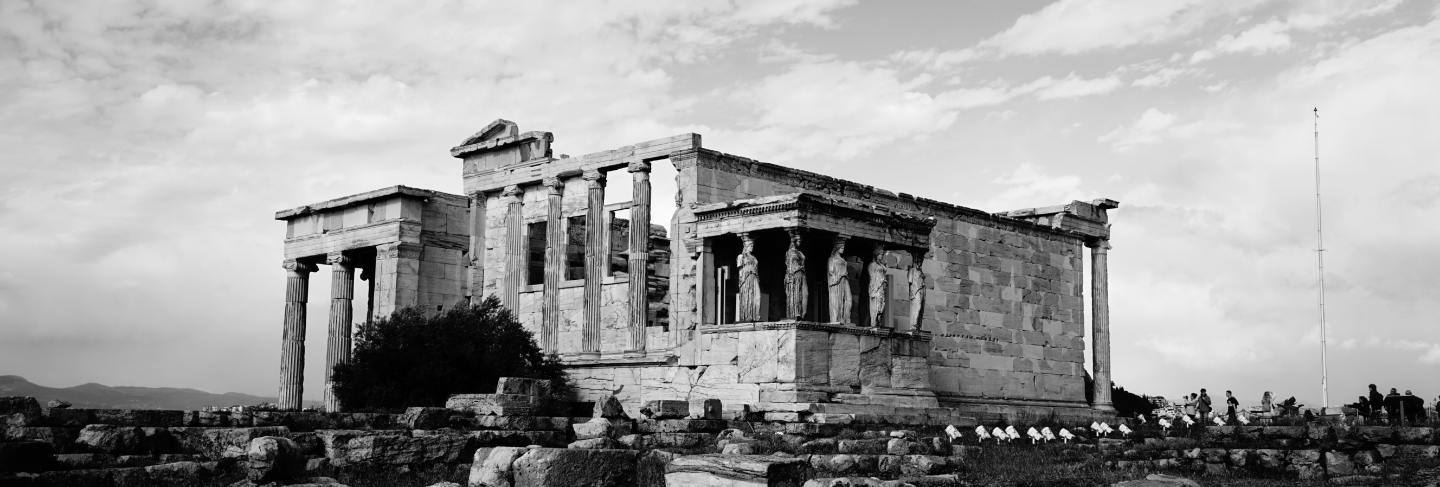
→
(1313, 107, 1330, 411)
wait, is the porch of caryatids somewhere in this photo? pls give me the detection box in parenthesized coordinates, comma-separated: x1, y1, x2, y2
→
(783, 229, 807, 320)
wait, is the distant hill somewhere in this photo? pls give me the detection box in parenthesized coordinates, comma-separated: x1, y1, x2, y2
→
(0, 375, 314, 410)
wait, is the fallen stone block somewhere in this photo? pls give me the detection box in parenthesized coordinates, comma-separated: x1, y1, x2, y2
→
(593, 396, 627, 419)
(507, 448, 637, 486)
(641, 400, 689, 420)
(193, 426, 292, 459)
(345, 432, 469, 465)
(567, 438, 618, 449)
(636, 419, 727, 434)
(469, 446, 528, 487)
(4, 426, 80, 452)
(400, 407, 460, 430)
(449, 394, 537, 417)
(572, 418, 633, 440)
(496, 377, 550, 397)
(75, 425, 149, 454)
(691, 399, 723, 420)
(1112, 473, 1201, 487)
(248, 436, 306, 483)
(1, 397, 43, 427)
(668, 454, 812, 487)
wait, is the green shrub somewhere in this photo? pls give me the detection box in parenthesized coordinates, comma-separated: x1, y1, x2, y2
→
(330, 296, 569, 412)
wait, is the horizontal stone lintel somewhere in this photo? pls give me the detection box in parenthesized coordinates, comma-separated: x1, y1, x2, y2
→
(282, 220, 423, 261)
(462, 133, 701, 195)
(275, 185, 466, 220)
(935, 391, 1093, 409)
(700, 321, 932, 341)
(558, 352, 678, 368)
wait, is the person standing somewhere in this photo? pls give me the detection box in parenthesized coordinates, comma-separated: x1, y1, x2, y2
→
(1260, 391, 1274, 416)
(1402, 390, 1423, 424)
(1226, 390, 1239, 424)
(1368, 384, 1385, 423)
(1385, 388, 1402, 425)
(1198, 389, 1213, 422)
(1184, 393, 1197, 417)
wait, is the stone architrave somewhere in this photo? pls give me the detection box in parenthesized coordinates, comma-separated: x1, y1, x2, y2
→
(735, 232, 761, 322)
(581, 170, 605, 356)
(826, 236, 851, 324)
(627, 160, 651, 353)
(323, 252, 355, 412)
(1089, 237, 1115, 411)
(502, 185, 524, 311)
(542, 177, 564, 352)
(279, 259, 316, 411)
(783, 229, 807, 320)
(907, 249, 926, 332)
(867, 244, 888, 328)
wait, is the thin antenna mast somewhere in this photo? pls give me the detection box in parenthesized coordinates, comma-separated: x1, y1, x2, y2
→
(1313, 107, 1330, 411)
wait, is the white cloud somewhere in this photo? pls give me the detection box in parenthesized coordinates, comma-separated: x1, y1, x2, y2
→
(1131, 67, 1196, 87)
(1215, 20, 1293, 54)
(1097, 108, 1178, 151)
(978, 0, 1268, 56)
(1020, 73, 1123, 100)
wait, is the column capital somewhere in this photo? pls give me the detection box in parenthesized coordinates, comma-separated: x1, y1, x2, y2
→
(326, 252, 355, 268)
(582, 169, 606, 186)
(502, 185, 523, 199)
(543, 177, 564, 195)
(1086, 238, 1112, 252)
(627, 159, 652, 173)
(282, 260, 317, 274)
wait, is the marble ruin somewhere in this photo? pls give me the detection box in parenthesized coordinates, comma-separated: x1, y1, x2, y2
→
(274, 119, 1120, 421)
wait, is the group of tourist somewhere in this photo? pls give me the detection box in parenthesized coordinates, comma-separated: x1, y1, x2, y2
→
(1177, 388, 1244, 423)
(1357, 384, 1434, 425)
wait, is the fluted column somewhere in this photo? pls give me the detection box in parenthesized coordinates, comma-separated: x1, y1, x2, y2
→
(468, 191, 487, 305)
(542, 177, 564, 352)
(502, 185, 524, 311)
(279, 259, 316, 411)
(582, 170, 606, 356)
(626, 159, 651, 353)
(1088, 238, 1115, 411)
(323, 252, 355, 412)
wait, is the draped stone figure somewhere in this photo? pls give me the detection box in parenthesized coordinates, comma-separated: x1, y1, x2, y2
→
(736, 233, 761, 322)
(784, 230, 807, 320)
(826, 237, 851, 324)
(907, 249, 926, 331)
(867, 244, 888, 328)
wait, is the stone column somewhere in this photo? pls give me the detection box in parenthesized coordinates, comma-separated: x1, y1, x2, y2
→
(1088, 238, 1115, 411)
(468, 191, 487, 305)
(323, 252, 355, 412)
(542, 177, 564, 352)
(626, 159, 651, 353)
(502, 185, 524, 311)
(582, 170, 606, 357)
(278, 259, 316, 411)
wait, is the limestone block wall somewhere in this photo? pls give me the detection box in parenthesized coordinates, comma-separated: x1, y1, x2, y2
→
(672, 149, 1089, 406)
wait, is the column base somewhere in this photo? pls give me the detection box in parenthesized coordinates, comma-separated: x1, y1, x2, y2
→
(1092, 403, 1116, 412)
(622, 350, 645, 358)
(577, 351, 601, 359)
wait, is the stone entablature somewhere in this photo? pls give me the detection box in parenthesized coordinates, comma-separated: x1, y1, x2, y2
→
(691, 193, 936, 249)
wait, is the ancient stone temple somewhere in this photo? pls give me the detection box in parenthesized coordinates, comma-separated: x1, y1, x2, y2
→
(274, 119, 1120, 422)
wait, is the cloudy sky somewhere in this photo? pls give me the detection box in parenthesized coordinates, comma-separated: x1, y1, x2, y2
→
(2, 0, 1438, 408)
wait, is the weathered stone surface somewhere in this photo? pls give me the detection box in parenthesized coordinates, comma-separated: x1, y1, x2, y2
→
(316, 429, 408, 465)
(637, 449, 679, 487)
(593, 396, 627, 419)
(1325, 451, 1355, 476)
(247, 436, 305, 483)
(636, 419, 726, 434)
(192, 426, 291, 459)
(567, 438, 618, 449)
(1, 397, 43, 427)
(511, 448, 637, 486)
(75, 425, 148, 454)
(0, 440, 54, 473)
(450, 394, 537, 417)
(3, 426, 80, 451)
(572, 418, 632, 440)
(400, 407, 459, 430)
(667, 454, 811, 487)
(345, 432, 470, 465)
(470, 446, 528, 487)
(695, 399, 723, 420)
(641, 400, 689, 419)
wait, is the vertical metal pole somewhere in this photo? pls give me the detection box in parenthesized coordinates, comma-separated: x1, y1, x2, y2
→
(1314, 107, 1330, 411)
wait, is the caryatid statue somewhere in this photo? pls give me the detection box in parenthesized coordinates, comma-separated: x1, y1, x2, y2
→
(736, 232, 761, 322)
(783, 229, 807, 320)
(826, 236, 851, 324)
(867, 244, 888, 328)
(907, 249, 926, 331)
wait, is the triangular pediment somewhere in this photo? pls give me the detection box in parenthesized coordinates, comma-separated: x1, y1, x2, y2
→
(459, 119, 519, 146)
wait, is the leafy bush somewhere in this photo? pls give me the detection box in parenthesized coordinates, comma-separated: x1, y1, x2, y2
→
(330, 296, 569, 412)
